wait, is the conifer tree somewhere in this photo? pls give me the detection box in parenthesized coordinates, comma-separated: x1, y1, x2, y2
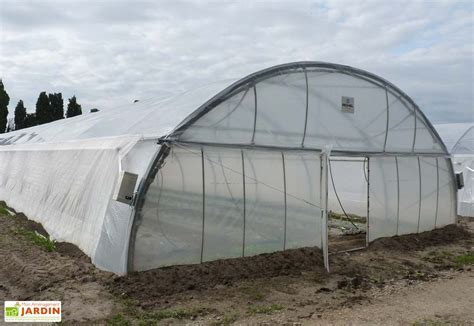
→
(0, 80, 10, 134)
(49, 93, 64, 121)
(36, 91, 51, 124)
(66, 96, 82, 118)
(24, 113, 38, 128)
(14, 100, 27, 130)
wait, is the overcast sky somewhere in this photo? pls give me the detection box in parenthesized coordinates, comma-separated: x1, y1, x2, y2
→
(0, 0, 472, 124)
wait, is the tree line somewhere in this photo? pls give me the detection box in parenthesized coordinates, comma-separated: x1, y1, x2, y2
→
(0, 79, 84, 133)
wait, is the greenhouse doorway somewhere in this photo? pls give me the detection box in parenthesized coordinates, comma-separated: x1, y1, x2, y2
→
(327, 156, 368, 254)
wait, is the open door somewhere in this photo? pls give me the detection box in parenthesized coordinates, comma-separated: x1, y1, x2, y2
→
(327, 156, 368, 255)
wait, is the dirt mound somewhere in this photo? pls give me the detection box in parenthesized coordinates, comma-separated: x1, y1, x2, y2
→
(0, 207, 110, 300)
(112, 247, 325, 300)
(369, 224, 472, 252)
(0, 208, 118, 322)
(55, 242, 90, 260)
(14, 212, 49, 237)
(114, 223, 472, 303)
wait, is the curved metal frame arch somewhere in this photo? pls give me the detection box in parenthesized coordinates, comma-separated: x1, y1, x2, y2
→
(452, 125, 474, 154)
(167, 61, 448, 155)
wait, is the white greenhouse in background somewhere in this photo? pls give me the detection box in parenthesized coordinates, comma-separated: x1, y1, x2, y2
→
(436, 123, 474, 217)
(0, 62, 458, 274)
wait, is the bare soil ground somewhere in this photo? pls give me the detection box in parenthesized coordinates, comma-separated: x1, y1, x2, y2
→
(0, 202, 473, 325)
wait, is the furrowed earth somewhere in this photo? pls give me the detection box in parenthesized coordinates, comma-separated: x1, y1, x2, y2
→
(0, 201, 473, 325)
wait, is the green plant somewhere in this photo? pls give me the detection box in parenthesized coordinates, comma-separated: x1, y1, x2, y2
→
(120, 298, 139, 318)
(0, 206, 9, 215)
(247, 304, 283, 315)
(0, 201, 11, 215)
(107, 314, 131, 326)
(15, 228, 56, 252)
(453, 253, 474, 267)
(141, 307, 210, 322)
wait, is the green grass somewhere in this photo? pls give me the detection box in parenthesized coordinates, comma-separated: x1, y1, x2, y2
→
(15, 227, 56, 252)
(247, 304, 283, 315)
(107, 314, 131, 326)
(143, 307, 209, 321)
(453, 253, 474, 267)
(112, 296, 210, 324)
(2, 202, 55, 252)
(423, 250, 474, 269)
(0, 202, 11, 215)
(119, 298, 139, 318)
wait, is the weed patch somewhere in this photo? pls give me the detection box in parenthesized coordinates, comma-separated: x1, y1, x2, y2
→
(247, 304, 283, 315)
(0, 202, 12, 215)
(15, 227, 56, 252)
(114, 296, 210, 324)
(453, 253, 474, 267)
(0, 201, 14, 216)
(106, 314, 130, 326)
(142, 307, 210, 321)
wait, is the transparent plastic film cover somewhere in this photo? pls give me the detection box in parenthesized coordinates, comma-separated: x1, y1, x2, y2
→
(418, 157, 438, 232)
(304, 71, 387, 152)
(133, 146, 204, 271)
(179, 67, 445, 154)
(368, 157, 398, 242)
(437, 158, 457, 226)
(132, 144, 324, 271)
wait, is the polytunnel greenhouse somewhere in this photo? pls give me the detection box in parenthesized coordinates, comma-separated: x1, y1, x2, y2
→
(451, 125, 474, 217)
(0, 62, 458, 275)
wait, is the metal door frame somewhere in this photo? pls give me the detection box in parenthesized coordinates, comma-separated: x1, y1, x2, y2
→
(322, 152, 370, 272)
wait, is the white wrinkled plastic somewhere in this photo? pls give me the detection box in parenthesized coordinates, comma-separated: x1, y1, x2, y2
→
(0, 135, 140, 273)
(368, 156, 456, 242)
(0, 81, 230, 274)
